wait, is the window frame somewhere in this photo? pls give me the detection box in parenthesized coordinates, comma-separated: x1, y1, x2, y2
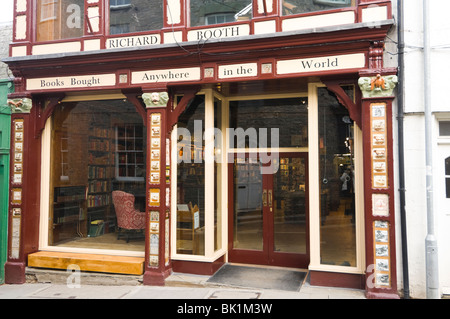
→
(115, 124, 146, 182)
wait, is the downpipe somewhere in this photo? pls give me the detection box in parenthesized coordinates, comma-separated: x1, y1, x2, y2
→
(423, 0, 440, 299)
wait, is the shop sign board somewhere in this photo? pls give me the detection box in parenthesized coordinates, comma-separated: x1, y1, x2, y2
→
(132, 67, 201, 85)
(106, 34, 161, 49)
(218, 63, 258, 79)
(26, 74, 116, 91)
(277, 53, 366, 75)
(187, 24, 250, 42)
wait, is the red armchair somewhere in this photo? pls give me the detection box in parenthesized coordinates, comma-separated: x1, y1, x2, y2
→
(112, 191, 146, 243)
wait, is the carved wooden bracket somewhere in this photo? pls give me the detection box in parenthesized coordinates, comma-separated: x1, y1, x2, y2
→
(167, 86, 201, 132)
(322, 79, 361, 129)
(35, 94, 65, 138)
(122, 89, 147, 125)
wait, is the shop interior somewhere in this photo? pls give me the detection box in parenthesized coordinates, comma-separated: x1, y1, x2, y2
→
(49, 99, 146, 252)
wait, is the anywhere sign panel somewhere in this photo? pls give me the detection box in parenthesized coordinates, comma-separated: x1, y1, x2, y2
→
(132, 68, 201, 84)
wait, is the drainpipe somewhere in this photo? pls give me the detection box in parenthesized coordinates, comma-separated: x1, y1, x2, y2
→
(423, 0, 440, 299)
(396, 0, 410, 300)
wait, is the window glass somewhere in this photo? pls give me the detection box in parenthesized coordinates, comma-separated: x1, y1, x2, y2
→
(214, 97, 223, 251)
(439, 121, 450, 136)
(190, 0, 252, 27)
(36, 0, 84, 42)
(50, 100, 146, 252)
(446, 157, 450, 198)
(318, 87, 357, 267)
(282, 0, 354, 16)
(110, 0, 163, 35)
(229, 98, 308, 149)
(116, 125, 145, 180)
(176, 95, 206, 255)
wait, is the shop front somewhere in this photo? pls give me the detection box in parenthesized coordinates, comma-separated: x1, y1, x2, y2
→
(4, 0, 399, 298)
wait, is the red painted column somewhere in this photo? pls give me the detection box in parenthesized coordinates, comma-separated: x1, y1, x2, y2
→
(142, 92, 172, 285)
(4, 94, 41, 284)
(359, 69, 399, 298)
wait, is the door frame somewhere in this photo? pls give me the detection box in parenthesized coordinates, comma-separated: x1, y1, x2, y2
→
(227, 152, 310, 268)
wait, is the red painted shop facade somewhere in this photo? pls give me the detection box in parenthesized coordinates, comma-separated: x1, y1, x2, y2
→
(4, 0, 399, 298)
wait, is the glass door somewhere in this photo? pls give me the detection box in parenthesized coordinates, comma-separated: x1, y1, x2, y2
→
(228, 153, 309, 268)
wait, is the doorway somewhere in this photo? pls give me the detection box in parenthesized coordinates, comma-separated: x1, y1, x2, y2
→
(228, 152, 309, 268)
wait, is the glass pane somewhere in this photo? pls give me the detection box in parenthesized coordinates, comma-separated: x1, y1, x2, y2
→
(446, 157, 450, 176)
(440, 122, 450, 137)
(233, 157, 263, 250)
(229, 98, 308, 148)
(282, 0, 354, 16)
(273, 157, 307, 253)
(447, 178, 450, 199)
(190, 0, 252, 27)
(37, 0, 85, 42)
(318, 87, 356, 267)
(214, 97, 223, 251)
(110, 0, 163, 35)
(50, 100, 146, 252)
(176, 96, 206, 255)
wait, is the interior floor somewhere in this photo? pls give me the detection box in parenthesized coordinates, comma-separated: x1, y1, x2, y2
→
(56, 232, 145, 252)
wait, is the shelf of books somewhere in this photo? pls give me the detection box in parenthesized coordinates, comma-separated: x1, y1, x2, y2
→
(87, 126, 115, 235)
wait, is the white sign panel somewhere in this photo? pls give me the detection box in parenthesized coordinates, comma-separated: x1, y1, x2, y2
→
(277, 53, 366, 75)
(106, 34, 161, 49)
(27, 74, 116, 91)
(187, 24, 250, 42)
(132, 67, 201, 84)
(218, 63, 258, 79)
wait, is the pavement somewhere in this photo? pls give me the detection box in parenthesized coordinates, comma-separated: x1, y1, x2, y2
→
(0, 268, 367, 300)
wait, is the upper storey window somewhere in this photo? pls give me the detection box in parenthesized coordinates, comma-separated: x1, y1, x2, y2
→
(36, 0, 84, 42)
(190, 0, 252, 27)
(282, 0, 354, 15)
(109, 0, 163, 35)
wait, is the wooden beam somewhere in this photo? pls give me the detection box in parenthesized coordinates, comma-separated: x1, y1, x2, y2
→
(28, 251, 144, 275)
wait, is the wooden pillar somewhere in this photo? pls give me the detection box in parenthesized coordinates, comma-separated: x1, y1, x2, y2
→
(4, 94, 40, 284)
(358, 69, 399, 299)
(142, 91, 172, 285)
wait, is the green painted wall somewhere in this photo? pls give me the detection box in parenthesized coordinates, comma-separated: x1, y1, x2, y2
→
(0, 80, 12, 284)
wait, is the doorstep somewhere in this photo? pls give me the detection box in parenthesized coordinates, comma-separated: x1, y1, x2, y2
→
(28, 251, 145, 276)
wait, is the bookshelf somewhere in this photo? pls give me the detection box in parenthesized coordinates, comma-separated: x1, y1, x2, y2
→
(87, 126, 114, 234)
(52, 186, 87, 243)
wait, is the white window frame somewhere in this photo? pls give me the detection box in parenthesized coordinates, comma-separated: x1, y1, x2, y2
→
(39, 94, 145, 258)
(170, 84, 366, 275)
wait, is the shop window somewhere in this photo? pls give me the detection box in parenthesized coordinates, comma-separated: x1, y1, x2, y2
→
(49, 100, 146, 252)
(115, 125, 145, 181)
(318, 86, 357, 267)
(282, 0, 354, 16)
(176, 95, 206, 255)
(446, 157, 450, 198)
(190, 0, 252, 27)
(229, 97, 308, 149)
(214, 97, 223, 251)
(36, 0, 84, 42)
(109, 0, 163, 35)
(439, 121, 450, 137)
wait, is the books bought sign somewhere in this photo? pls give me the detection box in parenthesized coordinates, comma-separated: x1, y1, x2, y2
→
(26, 74, 116, 91)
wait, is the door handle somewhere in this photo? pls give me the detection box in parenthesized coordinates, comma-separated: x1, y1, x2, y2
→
(263, 189, 267, 207)
(268, 189, 272, 207)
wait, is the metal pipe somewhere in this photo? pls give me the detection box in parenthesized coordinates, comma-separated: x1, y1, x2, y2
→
(396, 0, 410, 300)
(423, 0, 440, 299)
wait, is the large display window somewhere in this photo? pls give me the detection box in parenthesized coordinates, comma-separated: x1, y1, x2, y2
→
(36, 0, 84, 41)
(172, 82, 364, 273)
(109, 0, 163, 35)
(42, 99, 146, 254)
(281, 0, 355, 16)
(190, 0, 252, 27)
